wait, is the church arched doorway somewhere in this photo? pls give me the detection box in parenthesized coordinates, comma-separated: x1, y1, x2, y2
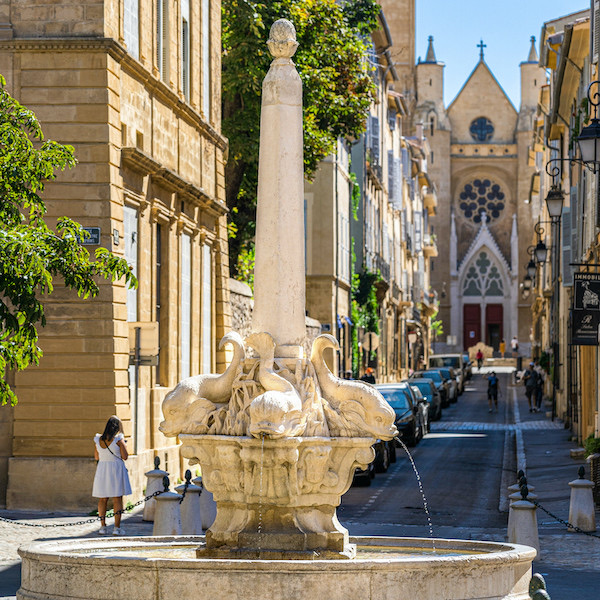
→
(461, 249, 506, 351)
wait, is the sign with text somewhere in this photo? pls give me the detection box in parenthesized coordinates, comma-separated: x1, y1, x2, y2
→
(572, 273, 600, 345)
(79, 227, 101, 245)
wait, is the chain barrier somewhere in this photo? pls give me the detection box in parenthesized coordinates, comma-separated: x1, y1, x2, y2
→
(178, 481, 189, 504)
(0, 490, 164, 529)
(532, 499, 600, 539)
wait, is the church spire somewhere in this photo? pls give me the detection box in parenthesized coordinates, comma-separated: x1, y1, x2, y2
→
(425, 35, 437, 63)
(527, 36, 538, 63)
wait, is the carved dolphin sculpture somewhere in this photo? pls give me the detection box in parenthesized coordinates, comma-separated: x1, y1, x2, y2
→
(246, 332, 305, 439)
(310, 334, 397, 440)
(159, 331, 245, 438)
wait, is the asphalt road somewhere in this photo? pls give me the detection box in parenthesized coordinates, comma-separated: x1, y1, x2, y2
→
(339, 371, 510, 539)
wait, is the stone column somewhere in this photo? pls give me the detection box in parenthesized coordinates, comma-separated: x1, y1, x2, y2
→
(251, 19, 306, 358)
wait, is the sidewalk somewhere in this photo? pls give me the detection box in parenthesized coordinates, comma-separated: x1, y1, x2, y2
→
(508, 377, 600, 597)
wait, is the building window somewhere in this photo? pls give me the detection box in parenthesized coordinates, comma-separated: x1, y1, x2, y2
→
(181, 0, 190, 100)
(157, 0, 169, 81)
(124, 0, 139, 60)
(338, 213, 350, 283)
(202, 0, 211, 119)
(458, 178, 505, 223)
(180, 234, 192, 379)
(124, 206, 138, 321)
(469, 117, 494, 142)
(462, 251, 504, 296)
(201, 243, 212, 373)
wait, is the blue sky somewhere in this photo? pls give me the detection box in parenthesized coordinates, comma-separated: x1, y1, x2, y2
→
(415, 0, 588, 107)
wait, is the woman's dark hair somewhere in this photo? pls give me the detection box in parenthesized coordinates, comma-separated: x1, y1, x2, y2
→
(100, 415, 123, 443)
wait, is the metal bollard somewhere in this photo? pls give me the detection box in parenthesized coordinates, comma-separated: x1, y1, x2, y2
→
(143, 456, 169, 522)
(193, 474, 217, 530)
(507, 485, 540, 559)
(175, 470, 203, 535)
(568, 466, 596, 532)
(153, 476, 182, 536)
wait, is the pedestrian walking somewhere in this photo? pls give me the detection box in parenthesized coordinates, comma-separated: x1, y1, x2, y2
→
(485, 371, 499, 413)
(534, 360, 546, 411)
(499, 339, 506, 357)
(93, 415, 132, 535)
(510, 336, 519, 356)
(522, 362, 539, 413)
(476, 349, 484, 370)
(360, 367, 376, 384)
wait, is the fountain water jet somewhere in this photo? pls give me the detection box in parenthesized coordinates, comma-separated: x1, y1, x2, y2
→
(17, 19, 536, 600)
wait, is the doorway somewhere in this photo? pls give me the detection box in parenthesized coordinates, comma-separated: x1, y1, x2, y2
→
(463, 304, 481, 350)
(486, 304, 503, 351)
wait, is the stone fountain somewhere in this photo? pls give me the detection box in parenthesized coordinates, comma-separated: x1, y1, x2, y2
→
(17, 20, 536, 600)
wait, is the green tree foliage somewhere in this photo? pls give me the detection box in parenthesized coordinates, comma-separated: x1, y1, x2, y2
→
(0, 75, 137, 405)
(222, 0, 379, 275)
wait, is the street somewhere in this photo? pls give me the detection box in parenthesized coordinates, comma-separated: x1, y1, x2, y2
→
(338, 370, 600, 599)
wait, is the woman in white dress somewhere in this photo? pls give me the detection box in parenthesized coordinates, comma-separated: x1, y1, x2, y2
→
(93, 415, 132, 535)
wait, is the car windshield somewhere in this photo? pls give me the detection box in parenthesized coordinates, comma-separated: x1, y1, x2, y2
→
(421, 371, 443, 383)
(411, 381, 433, 397)
(430, 356, 460, 368)
(378, 389, 410, 410)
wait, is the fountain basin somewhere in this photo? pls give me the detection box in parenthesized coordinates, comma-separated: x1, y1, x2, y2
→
(18, 535, 536, 600)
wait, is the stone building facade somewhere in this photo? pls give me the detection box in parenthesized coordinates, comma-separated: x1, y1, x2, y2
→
(531, 7, 598, 438)
(0, 0, 230, 509)
(415, 38, 543, 353)
(305, 7, 437, 382)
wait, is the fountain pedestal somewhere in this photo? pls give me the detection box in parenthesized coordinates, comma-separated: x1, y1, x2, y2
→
(180, 435, 375, 558)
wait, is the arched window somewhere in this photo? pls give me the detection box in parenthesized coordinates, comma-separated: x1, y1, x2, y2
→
(462, 251, 504, 297)
(458, 178, 505, 223)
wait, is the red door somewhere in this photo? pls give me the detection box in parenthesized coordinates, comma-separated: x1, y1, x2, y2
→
(463, 304, 481, 350)
(486, 304, 503, 351)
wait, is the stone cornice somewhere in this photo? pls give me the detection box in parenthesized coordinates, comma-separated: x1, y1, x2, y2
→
(122, 147, 228, 218)
(0, 36, 228, 152)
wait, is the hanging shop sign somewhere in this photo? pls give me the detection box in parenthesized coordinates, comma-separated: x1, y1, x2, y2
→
(571, 273, 600, 345)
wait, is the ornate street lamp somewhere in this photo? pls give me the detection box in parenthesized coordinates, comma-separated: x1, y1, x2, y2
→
(535, 239, 548, 264)
(544, 185, 565, 220)
(523, 274, 533, 291)
(577, 80, 600, 170)
(526, 258, 537, 278)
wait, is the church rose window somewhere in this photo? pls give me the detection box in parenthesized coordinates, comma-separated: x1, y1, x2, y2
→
(458, 178, 505, 223)
(462, 251, 504, 297)
(469, 117, 494, 142)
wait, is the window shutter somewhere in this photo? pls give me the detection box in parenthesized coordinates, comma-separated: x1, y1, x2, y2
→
(562, 207, 572, 287)
(161, 0, 169, 79)
(388, 150, 394, 202)
(414, 211, 422, 253)
(394, 157, 402, 208)
(401, 209, 406, 242)
(594, 0, 600, 64)
(371, 116, 380, 165)
(156, 0, 162, 74)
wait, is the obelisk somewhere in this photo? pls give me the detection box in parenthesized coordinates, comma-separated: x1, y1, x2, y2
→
(251, 19, 306, 358)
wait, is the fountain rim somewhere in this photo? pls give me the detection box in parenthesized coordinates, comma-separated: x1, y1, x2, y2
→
(18, 535, 537, 569)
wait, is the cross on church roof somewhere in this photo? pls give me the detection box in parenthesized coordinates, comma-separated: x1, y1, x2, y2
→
(478, 40, 486, 60)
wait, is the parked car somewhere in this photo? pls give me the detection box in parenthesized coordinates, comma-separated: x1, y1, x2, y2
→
(411, 369, 450, 407)
(376, 383, 426, 446)
(409, 378, 443, 421)
(462, 352, 473, 380)
(429, 354, 465, 394)
(435, 367, 459, 403)
(352, 438, 392, 486)
(409, 384, 430, 432)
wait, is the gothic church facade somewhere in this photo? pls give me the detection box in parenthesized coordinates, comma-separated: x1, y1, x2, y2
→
(416, 38, 544, 354)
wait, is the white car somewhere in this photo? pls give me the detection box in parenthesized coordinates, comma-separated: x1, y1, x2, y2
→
(429, 354, 465, 394)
